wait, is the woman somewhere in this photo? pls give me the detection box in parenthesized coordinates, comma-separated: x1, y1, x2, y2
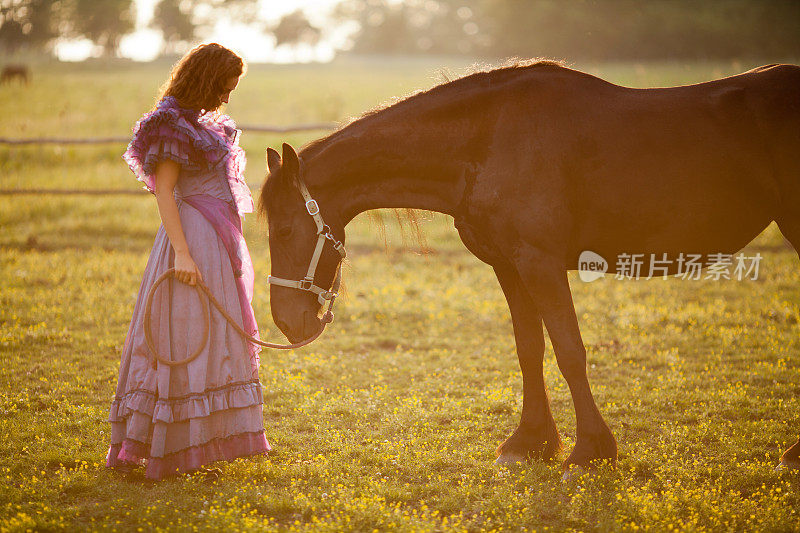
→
(107, 43, 269, 479)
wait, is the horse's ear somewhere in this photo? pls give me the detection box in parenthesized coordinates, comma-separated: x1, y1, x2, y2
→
(281, 143, 300, 181)
(266, 147, 281, 174)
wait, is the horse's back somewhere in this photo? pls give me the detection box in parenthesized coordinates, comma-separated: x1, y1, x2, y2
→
(582, 65, 798, 264)
(484, 64, 799, 265)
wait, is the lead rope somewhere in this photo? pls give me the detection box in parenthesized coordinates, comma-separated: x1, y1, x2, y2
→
(143, 267, 339, 368)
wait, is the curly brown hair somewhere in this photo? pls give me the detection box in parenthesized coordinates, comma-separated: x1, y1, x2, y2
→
(159, 43, 245, 112)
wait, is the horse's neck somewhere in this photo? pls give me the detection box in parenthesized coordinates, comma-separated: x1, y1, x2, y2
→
(303, 106, 490, 225)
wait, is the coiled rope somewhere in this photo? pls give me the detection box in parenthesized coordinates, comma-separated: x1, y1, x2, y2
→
(143, 268, 331, 367)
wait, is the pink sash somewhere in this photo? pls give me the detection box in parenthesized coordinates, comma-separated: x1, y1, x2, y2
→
(182, 194, 261, 376)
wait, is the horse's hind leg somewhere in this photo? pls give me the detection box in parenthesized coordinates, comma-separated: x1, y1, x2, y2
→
(776, 216, 800, 469)
(777, 216, 800, 258)
(493, 262, 561, 464)
(779, 436, 800, 469)
(512, 244, 617, 470)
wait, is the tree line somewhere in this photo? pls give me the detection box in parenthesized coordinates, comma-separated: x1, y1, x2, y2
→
(1, 0, 799, 60)
(336, 0, 800, 60)
(0, 0, 263, 56)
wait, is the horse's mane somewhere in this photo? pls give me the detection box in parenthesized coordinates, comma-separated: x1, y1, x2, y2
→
(301, 58, 566, 158)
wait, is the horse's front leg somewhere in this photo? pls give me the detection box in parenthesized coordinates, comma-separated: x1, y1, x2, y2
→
(494, 262, 561, 464)
(512, 244, 617, 470)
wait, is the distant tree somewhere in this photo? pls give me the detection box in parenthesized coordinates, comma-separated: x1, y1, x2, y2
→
(68, 0, 135, 56)
(347, 1, 416, 54)
(334, 0, 485, 55)
(148, 0, 259, 55)
(189, 0, 260, 33)
(0, 18, 23, 53)
(272, 9, 320, 47)
(0, 0, 65, 53)
(152, 0, 195, 54)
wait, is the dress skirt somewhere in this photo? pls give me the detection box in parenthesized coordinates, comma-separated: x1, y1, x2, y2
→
(106, 201, 269, 479)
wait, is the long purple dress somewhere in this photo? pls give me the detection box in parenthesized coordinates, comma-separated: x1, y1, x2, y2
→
(106, 96, 270, 479)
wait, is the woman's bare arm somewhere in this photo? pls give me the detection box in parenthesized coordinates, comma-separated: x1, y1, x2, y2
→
(153, 160, 202, 286)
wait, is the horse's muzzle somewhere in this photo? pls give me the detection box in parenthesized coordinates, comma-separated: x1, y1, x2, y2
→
(274, 309, 321, 343)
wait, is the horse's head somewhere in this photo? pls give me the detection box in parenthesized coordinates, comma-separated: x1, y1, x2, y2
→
(260, 143, 345, 343)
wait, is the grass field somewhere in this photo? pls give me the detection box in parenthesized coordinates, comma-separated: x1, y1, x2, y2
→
(1, 56, 799, 531)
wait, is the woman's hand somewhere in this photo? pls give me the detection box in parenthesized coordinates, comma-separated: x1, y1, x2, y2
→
(153, 160, 201, 286)
(174, 251, 203, 286)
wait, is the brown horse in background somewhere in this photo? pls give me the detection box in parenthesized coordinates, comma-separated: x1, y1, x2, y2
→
(260, 61, 800, 471)
(1, 64, 30, 85)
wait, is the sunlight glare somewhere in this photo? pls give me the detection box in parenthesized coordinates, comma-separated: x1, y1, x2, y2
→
(119, 28, 163, 62)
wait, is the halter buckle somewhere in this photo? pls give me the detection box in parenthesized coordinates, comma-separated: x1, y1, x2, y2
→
(305, 199, 320, 216)
(300, 278, 313, 290)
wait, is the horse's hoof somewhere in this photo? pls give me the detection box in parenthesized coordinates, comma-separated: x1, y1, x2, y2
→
(494, 452, 527, 466)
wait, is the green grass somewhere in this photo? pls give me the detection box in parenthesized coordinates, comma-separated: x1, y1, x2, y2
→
(1, 57, 799, 531)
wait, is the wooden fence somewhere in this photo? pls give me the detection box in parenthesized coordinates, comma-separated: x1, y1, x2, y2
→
(0, 122, 337, 195)
(0, 122, 337, 146)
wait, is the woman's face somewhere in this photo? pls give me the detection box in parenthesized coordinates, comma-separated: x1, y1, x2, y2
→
(219, 75, 240, 105)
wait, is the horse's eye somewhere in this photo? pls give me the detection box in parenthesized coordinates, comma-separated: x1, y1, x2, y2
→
(277, 225, 293, 239)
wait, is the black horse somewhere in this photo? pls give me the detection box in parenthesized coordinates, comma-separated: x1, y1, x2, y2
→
(260, 61, 800, 471)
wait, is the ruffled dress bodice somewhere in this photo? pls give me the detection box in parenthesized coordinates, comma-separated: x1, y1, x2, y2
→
(122, 96, 253, 214)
